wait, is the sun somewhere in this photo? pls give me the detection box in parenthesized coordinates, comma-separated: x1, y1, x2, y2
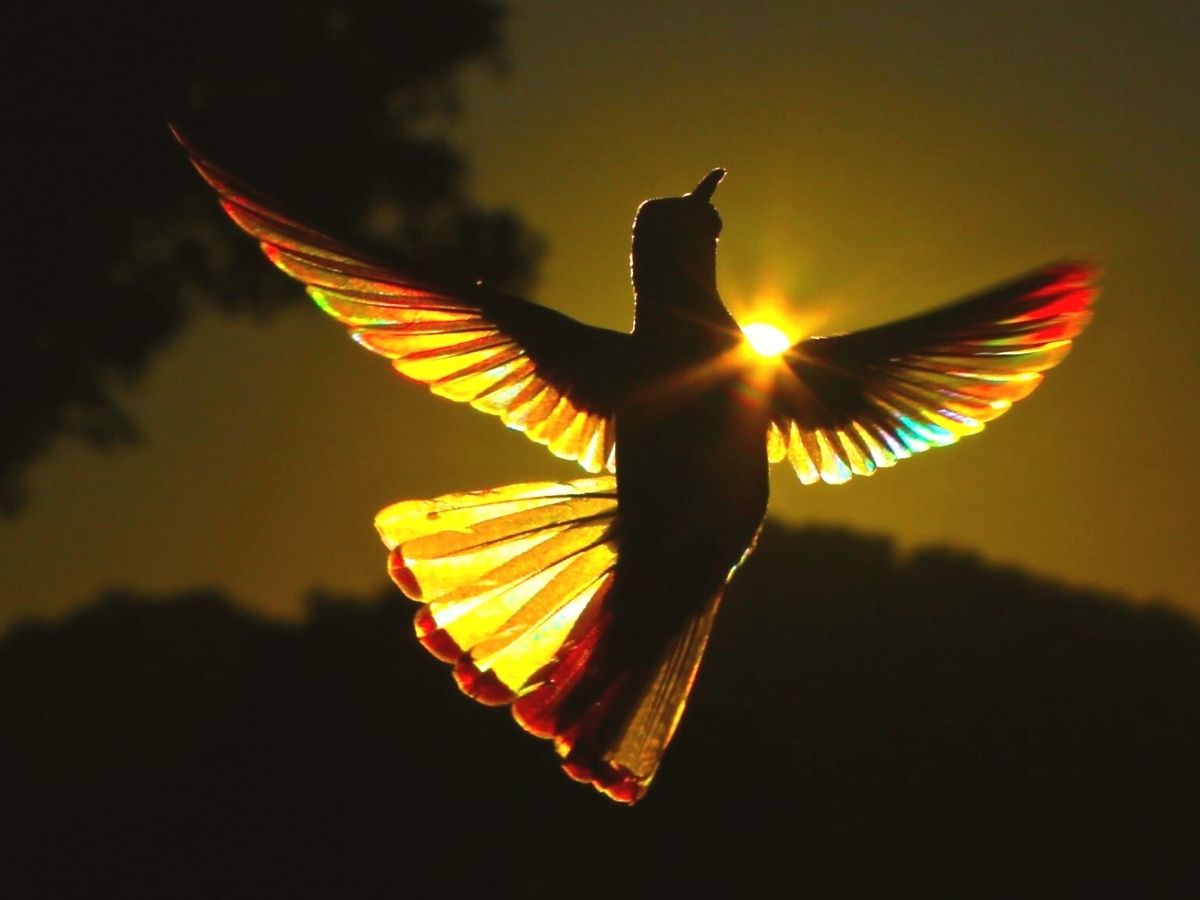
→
(740, 321, 792, 358)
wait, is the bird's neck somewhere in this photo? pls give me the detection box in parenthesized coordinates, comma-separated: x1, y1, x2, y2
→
(631, 244, 733, 344)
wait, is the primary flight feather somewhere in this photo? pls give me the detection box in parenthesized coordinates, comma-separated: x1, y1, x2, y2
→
(178, 131, 1096, 802)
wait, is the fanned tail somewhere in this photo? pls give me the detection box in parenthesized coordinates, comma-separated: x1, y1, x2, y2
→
(376, 476, 724, 803)
(516, 587, 724, 803)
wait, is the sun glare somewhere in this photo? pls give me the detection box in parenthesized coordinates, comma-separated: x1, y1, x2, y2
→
(741, 321, 792, 357)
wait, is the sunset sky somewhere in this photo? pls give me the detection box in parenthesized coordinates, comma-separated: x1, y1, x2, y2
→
(4, 0, 1198, 629)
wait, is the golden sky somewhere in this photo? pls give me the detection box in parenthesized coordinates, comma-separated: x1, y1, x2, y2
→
(3, 0, 1198, 628)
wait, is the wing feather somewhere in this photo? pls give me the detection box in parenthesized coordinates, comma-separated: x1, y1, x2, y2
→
(177, 131, 627, 473)
(771, 262, 1098, 483)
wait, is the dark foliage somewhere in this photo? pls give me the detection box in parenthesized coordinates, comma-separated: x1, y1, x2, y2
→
(4, 1, 540, 514)
(5, 522, 1197, 896)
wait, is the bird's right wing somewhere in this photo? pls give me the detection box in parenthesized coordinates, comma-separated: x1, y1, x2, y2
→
(179, 132, 628, 474)
(768, 262, 1098, 483)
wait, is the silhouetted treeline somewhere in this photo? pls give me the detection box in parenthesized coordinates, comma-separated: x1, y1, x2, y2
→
(5, 0, 539, 514)
(5, 522, 1198, 896)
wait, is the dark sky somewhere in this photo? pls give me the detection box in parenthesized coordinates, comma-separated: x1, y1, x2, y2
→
(3, 0, 1198, 627)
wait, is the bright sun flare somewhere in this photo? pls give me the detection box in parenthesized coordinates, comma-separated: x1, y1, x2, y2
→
(740, 321, 792, 357)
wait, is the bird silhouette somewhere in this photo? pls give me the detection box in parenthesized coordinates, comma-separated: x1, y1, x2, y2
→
(177, 132, 1096, 803)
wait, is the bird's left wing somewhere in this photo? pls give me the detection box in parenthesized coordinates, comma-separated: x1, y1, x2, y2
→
(768, 262, 1098, 483)
(180, 135, 627, 474)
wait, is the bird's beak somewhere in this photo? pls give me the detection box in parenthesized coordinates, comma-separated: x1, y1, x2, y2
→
(688, 168, 726, 203)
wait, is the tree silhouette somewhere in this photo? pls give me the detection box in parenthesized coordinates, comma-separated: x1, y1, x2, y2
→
(5, 1, 540, 514)
(5, 523, 1196, 895)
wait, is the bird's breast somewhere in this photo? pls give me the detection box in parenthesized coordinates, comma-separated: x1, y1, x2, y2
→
(614, 354, 770, 590)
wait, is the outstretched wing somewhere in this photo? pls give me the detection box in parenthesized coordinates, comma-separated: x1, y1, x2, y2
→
(769, 262, 1098, 484)
(178, 132, 627, 474)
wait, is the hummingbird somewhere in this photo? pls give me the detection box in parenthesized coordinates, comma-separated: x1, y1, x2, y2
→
(178, 133, 1096, 803)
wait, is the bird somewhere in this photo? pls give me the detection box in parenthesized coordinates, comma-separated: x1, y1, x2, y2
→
(177, 132, 1097, 803)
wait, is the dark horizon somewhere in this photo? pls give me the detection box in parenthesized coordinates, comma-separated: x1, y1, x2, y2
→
(6, 520, 1197, 894)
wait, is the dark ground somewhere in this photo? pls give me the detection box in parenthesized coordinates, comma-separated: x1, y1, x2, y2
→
(6, 521, 1198, 897)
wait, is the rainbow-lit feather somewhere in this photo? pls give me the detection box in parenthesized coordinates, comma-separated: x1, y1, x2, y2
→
(769, 263, 1097, 484)
(180, 132, 626, 474)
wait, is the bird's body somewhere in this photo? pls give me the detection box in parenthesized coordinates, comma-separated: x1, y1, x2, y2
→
(621, 171, 770, 575)
(180, 133, 1097, 802)
(550, 175, 773, 791)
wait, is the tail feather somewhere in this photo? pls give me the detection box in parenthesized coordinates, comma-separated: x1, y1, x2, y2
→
(378, 478, 617, 704)
(544, 591, 724, 803)
(378, 475, 728, 803)
(607, 592, 723, 785)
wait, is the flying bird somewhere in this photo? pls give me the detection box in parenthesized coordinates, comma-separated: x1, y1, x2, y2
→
(178, 132, 1097, 803)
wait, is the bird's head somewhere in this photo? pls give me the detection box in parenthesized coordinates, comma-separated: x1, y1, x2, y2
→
(631, 169, 725, 304)
(633, 168, 724, 253)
